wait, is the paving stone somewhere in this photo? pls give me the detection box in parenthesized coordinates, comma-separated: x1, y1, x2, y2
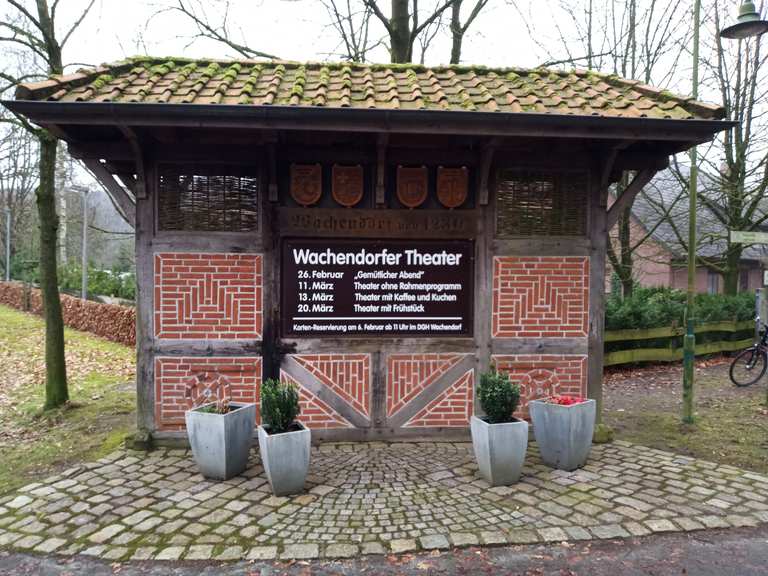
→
(130, 547, 158, 561)
(390, 538, 418, 553)
(281, 543, 319, 560)
(589, 524, 630, 539)
(361, 541, 387, 555)
(644, 519, 678, 533)
(6, 495, 32, 510)
(14, 535, 43, 549)
(480, 531, 507, 545)
(153, 546, 184, 561)
(538, 527, 568, 542)
(324, 543, 360, 558)
(449, 532, 479, 546)
(247, 545, 278, 560)
(88, 524, 126, 544)
(184, 545, 214, 560)
(33, 538, 67, 553)
(215, 546, 245, 560)
(419, 534, 450, 550)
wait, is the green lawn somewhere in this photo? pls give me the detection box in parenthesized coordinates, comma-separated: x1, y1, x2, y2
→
(605, 361, 768, 474)
(0, 304, 136, 495)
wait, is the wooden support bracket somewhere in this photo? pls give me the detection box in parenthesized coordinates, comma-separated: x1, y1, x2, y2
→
(119, 125, 147, 199)
(376, 133, 388, 205)
(477, 139, 499, 206)
(605, 168, 656, 231)
(82, 158, 136, 228)
(268, 142, 278, 202)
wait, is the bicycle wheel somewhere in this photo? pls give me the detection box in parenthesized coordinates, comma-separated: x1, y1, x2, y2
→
(729, 347, 768, 387)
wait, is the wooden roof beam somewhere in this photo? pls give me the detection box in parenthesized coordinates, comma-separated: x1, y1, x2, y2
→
(82, 158, 136, 228)
(606, 168, 657, 231)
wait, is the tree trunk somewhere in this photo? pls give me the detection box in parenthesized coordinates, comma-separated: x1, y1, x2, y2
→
(618, 206, 633, 298)
(450, 0, 463, 64)
(390, 0, 412, 62)
(37, 134, 68, 409)
(722, 246, 741, 295)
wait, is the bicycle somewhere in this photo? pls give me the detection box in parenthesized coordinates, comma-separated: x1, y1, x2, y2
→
(729, 318, 768, 387)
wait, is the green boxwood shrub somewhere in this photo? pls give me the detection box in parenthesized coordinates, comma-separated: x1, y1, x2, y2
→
(478, 368, 520, 424)
(605, 286, 754, 331)
(261, 378, 300, 434)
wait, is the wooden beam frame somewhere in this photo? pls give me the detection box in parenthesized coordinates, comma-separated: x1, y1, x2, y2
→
(376, 133, 388, 205)
(605, 168, 656, 231)
(119, 125, 148, 199)
(82, 158, 136, 228)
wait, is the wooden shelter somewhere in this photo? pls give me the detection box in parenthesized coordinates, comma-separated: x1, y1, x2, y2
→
(5, 58, 730, 443)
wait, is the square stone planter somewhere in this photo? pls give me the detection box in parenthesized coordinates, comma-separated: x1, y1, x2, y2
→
(185, 402, 256, 481)
(258, 422, 311, 496)
(470, 415, 528, 486)
(529, 398, 596, 471)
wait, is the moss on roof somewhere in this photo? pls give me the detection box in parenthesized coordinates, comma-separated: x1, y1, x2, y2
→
(15, 56, 725, 121)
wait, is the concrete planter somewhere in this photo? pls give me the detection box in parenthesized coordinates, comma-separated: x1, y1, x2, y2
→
(470, 415, 528, 486)
(258, 422, 311, 496)
(185, 402, 256, 481)
(529, 398, 596, 471)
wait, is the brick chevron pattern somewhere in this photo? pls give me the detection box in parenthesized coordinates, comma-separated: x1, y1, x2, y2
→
(387, 353, 467, 417)
(281, 372, 352, 429)
(404, 370, 474, 428)
(492, 354, 587, 418)
(154, 356, 262, 431)
(292, 354, 370, 418)
(492, 256, 589, 338)
(154, 252, 262, 340)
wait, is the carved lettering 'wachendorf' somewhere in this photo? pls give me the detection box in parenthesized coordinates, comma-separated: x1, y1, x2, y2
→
(6, 58, 729, 442)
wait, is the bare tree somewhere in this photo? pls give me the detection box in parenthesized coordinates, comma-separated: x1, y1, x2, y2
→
(0, 121, 37, 279)
(150, 0, 277, 59)
(449, 0, 489, 64)
(320, 0, 382, 62)
(646, 1, 768, 295)
(1, 0, 98, 409)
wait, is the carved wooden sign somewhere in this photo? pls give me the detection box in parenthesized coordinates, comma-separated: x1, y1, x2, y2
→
(290, 164, 322, 206)
(332, 165, 364, 207)
(397, 166, 428, 208)
(437, 166, 468, 209)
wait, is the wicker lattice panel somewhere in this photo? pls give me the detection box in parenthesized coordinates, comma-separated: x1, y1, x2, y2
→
(158, 165, 259, 232)
(496, 171, 588, 237)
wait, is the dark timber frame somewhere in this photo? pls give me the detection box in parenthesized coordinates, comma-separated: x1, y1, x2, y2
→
(3, 98, 732, 443)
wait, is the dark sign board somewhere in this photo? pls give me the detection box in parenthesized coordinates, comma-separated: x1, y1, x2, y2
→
(282, 239, 474, 337)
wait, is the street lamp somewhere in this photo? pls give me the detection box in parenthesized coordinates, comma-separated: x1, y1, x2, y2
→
(683, 0, 768, 424)
(3, 207, 9, 282)
(720, 1, 768, 39)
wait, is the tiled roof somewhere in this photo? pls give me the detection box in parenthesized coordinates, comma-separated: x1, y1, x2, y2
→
(15, 57, 724, 121)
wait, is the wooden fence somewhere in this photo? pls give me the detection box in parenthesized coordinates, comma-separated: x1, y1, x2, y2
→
(604, 320, 755, 366)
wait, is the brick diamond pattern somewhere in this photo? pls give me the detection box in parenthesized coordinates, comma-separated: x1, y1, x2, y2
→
(154, 252, 262, 340)
(18, 58, 724, 121)
(281, 372, 352, 429)
(492, 354, 587, 418)
(492, 256, 589, 338)
(292, 354, 370, 418)
(404, 370, 474, 428)
(387, 353, 466, 417)
(154, 356, 262, 431)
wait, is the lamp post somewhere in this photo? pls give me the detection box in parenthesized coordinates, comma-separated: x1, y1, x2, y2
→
(3, 207, 9, 282)
(683, 0, 768, 424)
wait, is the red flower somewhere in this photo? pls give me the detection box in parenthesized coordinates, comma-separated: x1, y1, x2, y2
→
(548, 395, 587, 406)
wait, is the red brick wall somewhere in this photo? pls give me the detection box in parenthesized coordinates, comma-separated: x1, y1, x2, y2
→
(154, 253, 263, 340)
(154, 356, 262, 431)
(387, 353, 467, 418)
(492, 256, 589, 338)
(491, 354, 588, 417)
(292, 354, 370, 419)
(404, 369, 474, 428)
(281, 371, 352, 429)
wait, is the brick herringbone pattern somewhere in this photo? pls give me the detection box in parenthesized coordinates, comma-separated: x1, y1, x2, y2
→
(387, 354, 466, 417)
(154, 356, 262, 431)
(492, 354, 587, 417)
(292, 354, 370, 418)
(281, 372, 352, 429)
(154, 252, 262, 340)
(492, 256, 589, 338)
(404, 370, 474, 428)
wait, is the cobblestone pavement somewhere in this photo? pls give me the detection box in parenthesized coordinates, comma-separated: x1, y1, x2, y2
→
(1, 440, 767, 562)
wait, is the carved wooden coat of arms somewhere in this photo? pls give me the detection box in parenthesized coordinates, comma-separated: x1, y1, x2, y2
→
(437, 166, 468, 208)
(290, 164, 322, 206)
(332, 165, 364, 207)
(397, 166, 428, 208)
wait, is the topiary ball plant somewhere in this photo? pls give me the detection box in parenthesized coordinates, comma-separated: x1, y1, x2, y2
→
(478, 368, 520, 424)
(261, 378, 300, 434)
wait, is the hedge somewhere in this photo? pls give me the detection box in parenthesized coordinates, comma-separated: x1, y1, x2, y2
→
(0, 281, 135, 347)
